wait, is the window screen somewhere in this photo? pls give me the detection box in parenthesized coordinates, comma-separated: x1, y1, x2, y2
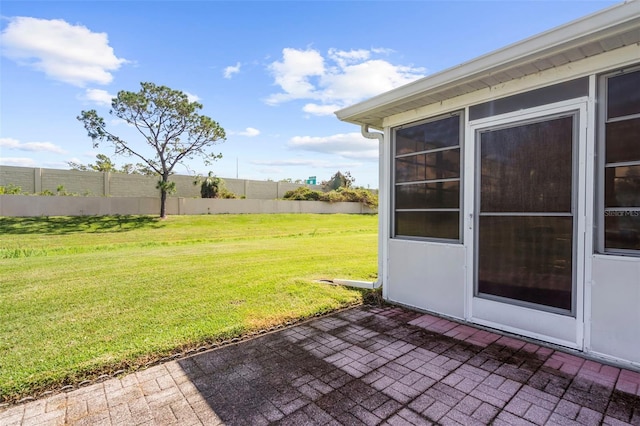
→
(393, 113, 462, 240)
(602, 69, 640, 252)
(469, 78, 588, 121)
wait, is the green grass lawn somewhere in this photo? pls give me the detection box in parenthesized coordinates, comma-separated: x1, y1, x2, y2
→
(0, 214, 378, 402)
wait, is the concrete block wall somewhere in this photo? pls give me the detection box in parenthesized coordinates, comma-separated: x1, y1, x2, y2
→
(0, 165, 323, 199)
(245, 180, 278, 199)
(41, 169, 105, 195)
(109, 173, 158, 197)
(0, 166, 37, 193)
(278, 182, 307, 198)
(219, 178, 246, 196)
(172, 174, 201, 198)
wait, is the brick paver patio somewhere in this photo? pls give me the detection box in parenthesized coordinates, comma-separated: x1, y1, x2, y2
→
(1, 305, 639, 425)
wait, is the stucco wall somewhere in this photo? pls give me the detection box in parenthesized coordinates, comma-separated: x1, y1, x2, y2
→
(0, 195, 376, 216)
(0, 165, 322, 199)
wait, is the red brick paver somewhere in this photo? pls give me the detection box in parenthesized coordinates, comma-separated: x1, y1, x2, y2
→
(2, 306, 639, 425)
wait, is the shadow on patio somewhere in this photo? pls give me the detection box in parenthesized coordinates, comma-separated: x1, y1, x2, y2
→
(175, 306, 640, 425)
(2, 305, 639, 425)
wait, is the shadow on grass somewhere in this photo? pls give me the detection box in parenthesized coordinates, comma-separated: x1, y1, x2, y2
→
(0, 215, 163, 235)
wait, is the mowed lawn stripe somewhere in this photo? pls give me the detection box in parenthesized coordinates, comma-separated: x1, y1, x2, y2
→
(0, 214, 373, 256)
(0, 214, 377, 401)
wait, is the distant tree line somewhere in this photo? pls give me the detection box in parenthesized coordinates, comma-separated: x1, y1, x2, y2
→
(68, 154, 155, 175)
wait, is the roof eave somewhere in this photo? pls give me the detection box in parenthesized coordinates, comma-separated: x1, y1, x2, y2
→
(335, 1, 640, 128)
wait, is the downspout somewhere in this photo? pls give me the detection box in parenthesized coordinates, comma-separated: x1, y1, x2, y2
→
(331, 124, 384, 290)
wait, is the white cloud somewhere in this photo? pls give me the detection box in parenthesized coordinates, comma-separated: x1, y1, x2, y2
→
(255, 166, 284, 175)
(0, 157, 37, 167)
(251, 158, 360, 169)
(327, 48, 370, 68)
(73, 150, 101, 160)
(302, 103, 341, 116)
(266, 47, 425, 114)
(109, 118, 134, 127)
(80, 88, 198, 109)
(45, 160, 75, 169)
(265, 48, 325, 105)
(184, 91, 201, 103)
(238, 127, 260, 137)
(1, 16, 127, 87)
(251, 159, 328, 167)
(224, 62, 241, 79)
(82, 88, 114, 106)
(0, 137, 66, 154)
(371, 47, 394, 55)
(322, 60, 424, 105)
(288, 132, 378, 160)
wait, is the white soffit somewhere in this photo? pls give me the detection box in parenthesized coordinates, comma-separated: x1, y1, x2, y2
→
(335, 1, 640, 128)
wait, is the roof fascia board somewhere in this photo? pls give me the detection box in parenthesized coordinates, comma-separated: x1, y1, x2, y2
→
(382, 43, 640, 129)
(335, 1, 640, 123)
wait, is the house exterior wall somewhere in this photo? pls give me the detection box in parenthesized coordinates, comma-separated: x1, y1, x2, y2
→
(379, 44, 640, 368)
(590, 256, 640, 365)
(387, 240, 466, 319)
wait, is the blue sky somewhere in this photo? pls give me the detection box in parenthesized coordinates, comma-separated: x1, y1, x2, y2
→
(1, 0, 618, 188)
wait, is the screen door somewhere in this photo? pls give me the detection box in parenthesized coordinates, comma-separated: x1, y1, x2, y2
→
(469, 103, 586, 349)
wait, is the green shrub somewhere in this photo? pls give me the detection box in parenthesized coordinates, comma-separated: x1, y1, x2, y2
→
(218, 187, 238, 199)
(52, 185, 80, 196)
(283, 187, 321, 201)
(199, 173, 220, 198)
(195, 173, 238, 199)
(319, 191, 343, 203)
(283, 186, 378, 208)
(0, 184, 22, 195)
(350, 188, 378, 208)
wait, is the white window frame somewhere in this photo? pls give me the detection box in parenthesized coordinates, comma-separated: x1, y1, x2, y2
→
(597, 64, 640, 256)
(391, 111, 464, 243)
